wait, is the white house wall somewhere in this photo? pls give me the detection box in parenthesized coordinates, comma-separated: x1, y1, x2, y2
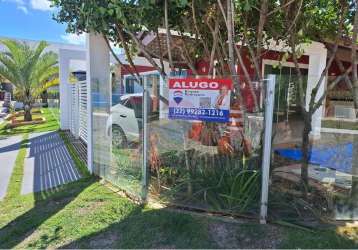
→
(304, 42, 328, 137)
(86, 33, 111, 174)
(59, 48, 86, 131)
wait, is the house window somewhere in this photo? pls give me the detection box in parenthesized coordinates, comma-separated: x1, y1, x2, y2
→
(125, 77, 136, 94)
(170, 70, 188, 77)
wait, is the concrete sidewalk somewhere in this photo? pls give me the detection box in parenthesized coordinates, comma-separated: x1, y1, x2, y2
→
(21, 131, 81, 195)
(0, 135, 22, 200)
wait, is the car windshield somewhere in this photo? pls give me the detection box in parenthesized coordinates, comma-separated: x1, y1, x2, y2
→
(118, 95, 154, 119)
(119, 96, 143, 118)
(130, 96, 143, 118)
(120, 98, 133, 109)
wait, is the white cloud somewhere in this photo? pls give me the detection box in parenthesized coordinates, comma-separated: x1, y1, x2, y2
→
(30, 0, 52, 11)
(2, 0, 25, 4)
(61, 33, 86, 45)
(17, 5, 28, 13)
(60, 34, 124, 55)
(2, 0, 53, 13)
(2, 0, 28, 14)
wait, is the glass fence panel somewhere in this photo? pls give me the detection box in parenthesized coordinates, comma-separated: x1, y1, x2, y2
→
(269, 73, 358, 221)
(146, 75, 267, 217)
(91, 77, 111, 178)
(107, 76, 144, 199)
(91, 68, 358, 221)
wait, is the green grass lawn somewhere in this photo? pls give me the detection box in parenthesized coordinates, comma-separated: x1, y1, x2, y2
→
(0, 137, 357, 249)
(0, 108, 60, 137)
(0, 107, 356, 248)
(0, 177, 357, 249)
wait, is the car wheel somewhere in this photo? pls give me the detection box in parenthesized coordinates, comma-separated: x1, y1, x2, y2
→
(112, 125, 128, 148)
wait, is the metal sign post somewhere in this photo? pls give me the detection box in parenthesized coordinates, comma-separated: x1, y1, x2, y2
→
(260, 74, 276, 224)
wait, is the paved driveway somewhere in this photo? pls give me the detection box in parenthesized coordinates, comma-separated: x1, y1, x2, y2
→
(0, 135, 22, 200)
(0, 131, 82, 199)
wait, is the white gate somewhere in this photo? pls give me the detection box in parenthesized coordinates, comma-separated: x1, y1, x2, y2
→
(69, 80, 88, 144)
(70, 83, 79, 137)
(79, 80, 88, 143)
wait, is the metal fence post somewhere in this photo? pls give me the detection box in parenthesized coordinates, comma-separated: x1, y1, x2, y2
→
(142, 76, 149, 202)
(85, 34, 93, 174)
(260, 74, 276, 224)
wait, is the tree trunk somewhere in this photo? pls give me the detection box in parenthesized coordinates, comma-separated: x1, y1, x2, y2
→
(164, 0, 174, 72)
(41, 90, 48, 107)
(256, 0, 268, 69)
(226, 0, 236, 78)
(24, 103, 32, 121)
(226, 0, 243, 103)
(301, 113, 312, 194)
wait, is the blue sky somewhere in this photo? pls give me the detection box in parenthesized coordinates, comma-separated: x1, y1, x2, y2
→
(0, 0, 85, 45)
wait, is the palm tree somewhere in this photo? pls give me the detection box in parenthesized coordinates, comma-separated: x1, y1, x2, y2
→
(0, 39, 58, 121)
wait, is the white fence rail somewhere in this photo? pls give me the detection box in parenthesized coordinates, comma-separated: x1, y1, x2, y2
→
(79, 81, 88, 143)
(69, 80, 88, 144)
(70, 83, 79, 137)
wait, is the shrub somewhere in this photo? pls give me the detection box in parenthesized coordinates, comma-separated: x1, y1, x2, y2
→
(154, 150, 261, 214)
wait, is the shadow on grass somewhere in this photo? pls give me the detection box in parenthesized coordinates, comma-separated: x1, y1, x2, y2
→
(0, 129, 90, 249)
(60, 205, 358, 249)
(0, 178, 96, 249)
(60, 206, 217, 249)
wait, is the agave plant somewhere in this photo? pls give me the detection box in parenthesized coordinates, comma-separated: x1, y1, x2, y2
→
(0, 39, 58, 121)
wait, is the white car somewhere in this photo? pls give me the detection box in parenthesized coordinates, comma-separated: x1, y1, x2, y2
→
(106, 93, 153, 148)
